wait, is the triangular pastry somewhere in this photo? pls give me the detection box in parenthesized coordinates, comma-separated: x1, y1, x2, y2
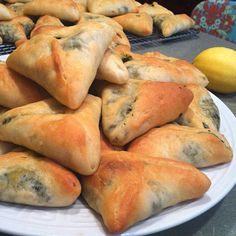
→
(113, 12, 153, 36)
(177, 84, 220, 130)
(100, 79, 193, 145)
(0, 3, 16, 20)
(30, 15, 64, 38)
(0, 62, 48, 108)
(137, 2, 173, 17)
(0, 149, 81, 207)
(82, 151, 211, 233)
(154, 14, 195, 37)
(7, 22, 115, 109)
(128, 124, 232, 168)
(23, 0, 80, 22)
(0, 95, 102, 175)
(123, 52, 209, 87)
(79, 13, 130, 84)
(87, 0, 138, 17)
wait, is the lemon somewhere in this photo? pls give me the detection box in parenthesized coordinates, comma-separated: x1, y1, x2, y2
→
(192, 47, 236, 94)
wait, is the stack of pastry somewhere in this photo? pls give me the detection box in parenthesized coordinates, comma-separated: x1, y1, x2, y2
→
(0, 0, 233, 234)
(0, 0, 195, 45)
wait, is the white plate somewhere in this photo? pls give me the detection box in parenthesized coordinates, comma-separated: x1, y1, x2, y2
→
(0, 55, 236, 235)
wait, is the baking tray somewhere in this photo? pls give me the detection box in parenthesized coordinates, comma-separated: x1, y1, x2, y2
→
(0, 28, 199, 55)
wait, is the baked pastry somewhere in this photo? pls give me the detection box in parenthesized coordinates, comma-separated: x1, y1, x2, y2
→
(113, 12, 153, 36)
(4, 0, 32, 3)
(82, 151, 211, 233)
(123, 52, 209, 87)
(177, 84, 220, 130)
(128, 124, 232, 168)
(0, 149, 81, 207)
(30, 15, 64, 37)
(137, 2, 173, 17)
(6, 3, 26, 16)
(0, 62, 48, 108)
(7, 22, 115, 109)
(73, 0, 87, 6)
(154, 14, 195, 37)
(78, 13, 130, 84)
(100, 130, 123, 152)
(11, 16, 34, 37)
(0, 3, 16, 20)
(23, 0, 80, 22)
(0, 20, 26, 43)
(100, 79, 193, 146)
(0, 95, 102, 175)
(96, 48, 129, 85)
(87, 0, 138, 16)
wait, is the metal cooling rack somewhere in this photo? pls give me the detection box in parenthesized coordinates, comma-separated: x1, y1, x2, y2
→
(126, 28, 199, 50)
(0, 28, 199, 55)
(0, 44, 16, 56)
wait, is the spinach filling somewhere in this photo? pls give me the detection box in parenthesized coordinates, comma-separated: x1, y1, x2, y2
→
(1, 115, 17, 125)
(0, 168, 51, 202)
(62, 33, 83, 50)
(200, 96, 220, 130)
(121, 54, 133, 63)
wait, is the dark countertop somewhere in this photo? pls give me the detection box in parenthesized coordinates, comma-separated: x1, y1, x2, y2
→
(135, 32, 236, 236)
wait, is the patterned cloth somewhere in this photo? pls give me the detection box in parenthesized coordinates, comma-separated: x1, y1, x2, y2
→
(191, 0, 236, 43)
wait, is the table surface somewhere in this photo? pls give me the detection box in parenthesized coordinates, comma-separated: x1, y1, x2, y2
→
(135, 32, 236, 236)
(0, 32, 236, 236)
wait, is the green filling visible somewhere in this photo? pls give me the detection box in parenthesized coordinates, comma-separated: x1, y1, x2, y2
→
(182, 141, 204, 165)
(147, 180, 164, 213)
(1, 116, 16, 125)
(121, 54, 133, 63)
(200, 96, 220, 130)
(0, 24, 23, 43)
(118, 6, 129, 14)
(0, 168, 50, 203)
(62, 33, 83, 50)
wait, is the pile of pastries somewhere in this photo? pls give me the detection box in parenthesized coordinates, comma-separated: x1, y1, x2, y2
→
(0, 0, 233, 234)
(0, 0, 195, 45)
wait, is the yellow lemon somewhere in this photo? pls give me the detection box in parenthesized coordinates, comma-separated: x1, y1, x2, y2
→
(192, 47, 236, 94)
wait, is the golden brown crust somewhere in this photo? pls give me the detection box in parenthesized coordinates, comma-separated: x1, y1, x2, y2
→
(124, 52, 209, 87)
(82, 151, 211, 233)
(137, 2, 173, 17)
(87, 0, 138, 17)
(11, 16, 34, 36)
(6, 3, 26, 16)
(0, 3, 16, 20)
(154, 14, 195, 37)
(113, 13, 153, 36)
(30, 15, 64, 38)
(0, 62, 48, 108)
(0, 95, 102, 175)
(0, 149, 81, 207)
(177, 84, 220, 130)
(101, 79, 193, 146)
(128, 124, 232, 168)
(7, 22, 115, 109)
(23, 0, 80, 22)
